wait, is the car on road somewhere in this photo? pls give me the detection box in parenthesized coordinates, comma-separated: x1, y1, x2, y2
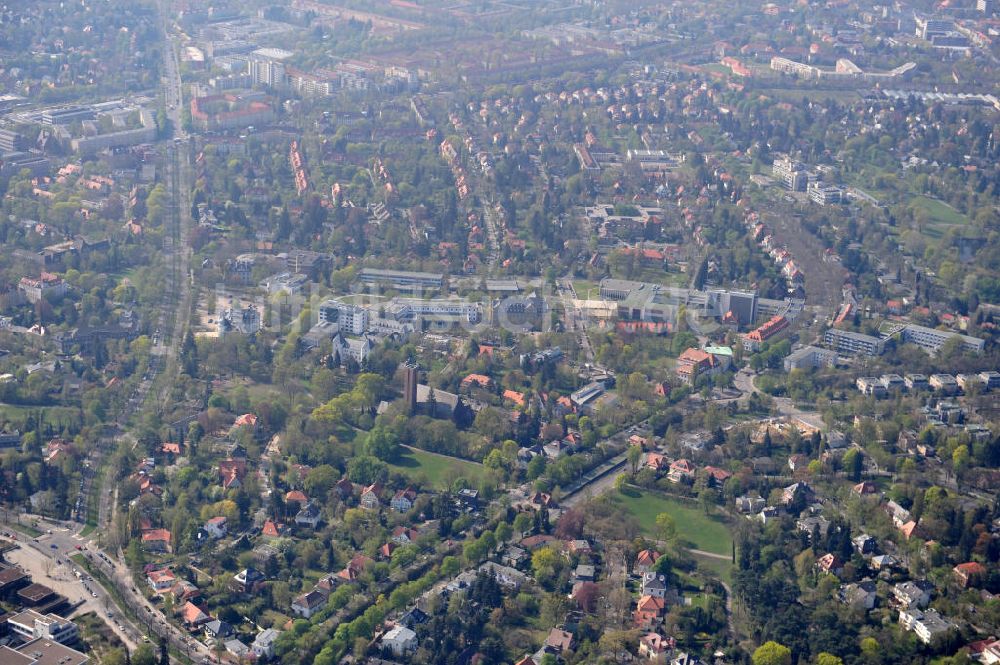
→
(49, 544, 57, 549)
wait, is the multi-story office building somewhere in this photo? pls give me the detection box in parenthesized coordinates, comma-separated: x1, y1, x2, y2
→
(824, 328, 884, 356)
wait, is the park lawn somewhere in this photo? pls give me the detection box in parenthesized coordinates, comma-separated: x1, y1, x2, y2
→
(911, 195, 969, 226)
(691, 552, 734, 585)
(0, 404, 81, 430)
(612, 488, 733, 556)
(388, 447, 487, 490)
(572, 280, 599, 299)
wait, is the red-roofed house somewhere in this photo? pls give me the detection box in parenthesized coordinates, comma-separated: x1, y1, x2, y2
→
(141, 528, 172, 553)
(646, 452, 669, 473)
(667, 459, 696, 483)
(461, 374, 493, 390)
(675, 348, 725, 385)
(639, 632, 675, 659)
(635, 549, 660, 574)
(147, 568, 176, 592)
(503, 389, 526, 408)
(180, 601, 211, 627)
(703, 466, 732, 486)
(261, 520, 289, 539)
(360, 483, 383, 509)
(219, 458, 247, 489)
(954, 562, 987, 588)
(285, 490, 308, 505)
(231, 413, 264, 440)
(633, 595, 666, 628)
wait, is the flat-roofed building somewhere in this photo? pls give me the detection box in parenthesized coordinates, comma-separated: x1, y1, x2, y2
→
(784, 345, 837, 371)
(358, 268, 444, 292)
(904, 373, 929, 391)
(929, 374, 959, 394)
(7, 611, 77, 645)
(824, 328, 884, 356)
(897, 324, 984, 354)
(14, 639, 88, 665)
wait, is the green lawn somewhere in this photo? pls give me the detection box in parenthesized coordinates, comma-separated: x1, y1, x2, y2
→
(0, 404, 81, 430)
(691, 552, 734, 585)
(912, 196, 968, 226)
(8, 522, 43, 538)
(388, 447, 487, 490)
(79, 524, 96, 538)
(611, 488, 733, 556)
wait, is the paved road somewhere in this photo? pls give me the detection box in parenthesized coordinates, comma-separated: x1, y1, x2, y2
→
(2, 524, 140, 649)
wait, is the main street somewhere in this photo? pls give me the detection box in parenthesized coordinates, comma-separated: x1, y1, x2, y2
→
(55, 0, 204, 661)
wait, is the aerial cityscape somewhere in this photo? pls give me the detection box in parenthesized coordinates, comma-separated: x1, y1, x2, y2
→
(0, 0, 999, 664)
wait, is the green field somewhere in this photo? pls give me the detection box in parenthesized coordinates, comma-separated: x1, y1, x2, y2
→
(612, 488, 733, 556)
(388, 447, 487, 490)
(0, 404, 81, 430)
(912, 196, 968, 225)
(911, 196, 970, 241)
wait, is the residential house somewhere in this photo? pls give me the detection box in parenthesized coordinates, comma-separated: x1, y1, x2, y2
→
(675, 348, 726, 385)
(871, 554, 900, 571)
(391, 526, 420, 545)
(335, 477, 355, 500)
(642, 573, 668, 599)
(635, 549, 661, 575)
(735, 495, 766, 514)
(171, 580, 200, 603)
(852, 481, 877, 496)
(954, 562, 987, 588)
(398, 608, 428, 629)
(892, 580, 934, 609)
(667, 459, 695, 483)
(502, 545, 528, 568)
(478, 562, 527, 590)
(180, 601, 211, 628)
(816, 553, 843, 576)
(225, 640, 251, 660)
(702, 466, 732, 487)
(291, 590, 327, 619)
(337, 554, 373, 583)
(381, 625, 418, 657)
(639, 632, 675, 660)
(781, 482, 814, 506)
(231, 413, 264, 440)
(898, 608, 956, 644)
(218, 458, 248, 489)
(295, 501, 322, 528)
(284, 490, 308, 507)
(797, 515, 831, 541)
(544, 628, 574, 654)
(646, 452, 669, 473)
(203, 516, 228, 540)
(634, 595, 666, 629)
(141, 528, 172, 553)
(852, 534, 877, 556)
(838, 580, 877, 610)
(390, 488, 418, 513)
(360, 483, 383, 509)
(261, 520, 289, 539)
(147, 569, 176, 592)
(204, 619, 234, 642)
(252, 629, 281, 661)
(378, 542, 398, 560)
(230, 568, 266, 595)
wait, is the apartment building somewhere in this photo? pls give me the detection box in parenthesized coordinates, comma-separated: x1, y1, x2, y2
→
(824, 328, 884, 356)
